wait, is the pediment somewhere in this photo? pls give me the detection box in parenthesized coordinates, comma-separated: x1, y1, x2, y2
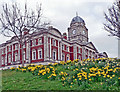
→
(86, 42, 97, 51)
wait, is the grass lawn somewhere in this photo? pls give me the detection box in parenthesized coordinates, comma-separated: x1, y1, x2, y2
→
(2, 69, 112, 90)
(2, 58, 120, 91)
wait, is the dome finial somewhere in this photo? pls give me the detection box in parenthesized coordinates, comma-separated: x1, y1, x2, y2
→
(76, 12, 78, 16)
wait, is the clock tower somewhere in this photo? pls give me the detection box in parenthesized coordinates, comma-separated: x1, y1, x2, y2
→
(68, 14, 88, 44)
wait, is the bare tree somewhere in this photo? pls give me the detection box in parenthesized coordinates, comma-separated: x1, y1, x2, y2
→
(0, 3, 49, 66)
(104, 0, 120, 38)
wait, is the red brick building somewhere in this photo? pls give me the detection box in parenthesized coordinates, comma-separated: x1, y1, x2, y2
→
(0, 15, 107, 67)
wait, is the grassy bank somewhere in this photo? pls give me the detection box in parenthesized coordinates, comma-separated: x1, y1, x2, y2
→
(2, 58, 120, 91)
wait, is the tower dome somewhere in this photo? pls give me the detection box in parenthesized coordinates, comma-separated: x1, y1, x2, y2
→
(70, 15, 85, 25)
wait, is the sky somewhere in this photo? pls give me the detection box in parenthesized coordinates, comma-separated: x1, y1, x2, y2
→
(0, 0, 118, 58)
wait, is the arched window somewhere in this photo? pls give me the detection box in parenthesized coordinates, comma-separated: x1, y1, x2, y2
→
(78, 55, 81, 61)
(38, 48, 42, 59)
(32, 49, 36, 60)
(66, 54, 70, 61)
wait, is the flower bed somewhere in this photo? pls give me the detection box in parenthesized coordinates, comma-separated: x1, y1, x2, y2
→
(10, 58, 120, 90)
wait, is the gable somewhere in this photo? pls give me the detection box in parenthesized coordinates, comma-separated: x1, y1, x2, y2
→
(86, 42, 97, 51)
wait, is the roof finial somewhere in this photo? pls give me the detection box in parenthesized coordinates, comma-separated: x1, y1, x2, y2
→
(76, 12, 78, 16)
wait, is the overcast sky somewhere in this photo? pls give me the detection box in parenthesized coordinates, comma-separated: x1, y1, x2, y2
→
(0, 0, 118, 58)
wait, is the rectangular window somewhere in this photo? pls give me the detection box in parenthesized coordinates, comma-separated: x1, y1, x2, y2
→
(53, 39, 56, 46)
(15, 53, 18, 61)
(9, 45, 11, 51)
(67, 46, 69, 52)
(32, 40, 36, 46)
(23, 51, 26, 60)
(62, 45, 64, 50)
(53, 51, 56, 60)
(2, 56, 4, 64)
(62, 55, 65, 61)
(2, 49, 4, 54)
(38, 38, 42, 45)
(15, 44, 18, 50)
(8, 54, 11, 63)
(23, 44, 25, 48)
(67, 57, 69, 60)
(39, 50, 42, 59)
(78, 48, 80, 53)
(32, 50, 36, 60)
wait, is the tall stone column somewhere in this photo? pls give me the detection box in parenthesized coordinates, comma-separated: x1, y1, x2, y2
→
(18, 44, 20, 62)
(58, 40, 60, 60)
(60, 42, 62, 61)
(5, 46, 7, 65)
(50, 37, 52, 59)
(12, 44, 14, 64)
(47, 37, 49, 58)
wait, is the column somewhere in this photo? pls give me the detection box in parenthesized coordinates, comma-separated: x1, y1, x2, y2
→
(47, 37, 49, 58)
(5, 46, 7, 65)
(50, 37, 51, 58)
(58, 40, 59, 60)
(18, 44, 20, 62)
(12, 44, 14, 64)
(61, 42, 62, 60)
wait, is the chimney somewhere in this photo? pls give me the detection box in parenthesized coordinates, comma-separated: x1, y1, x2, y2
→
(63, 32, 67, 40)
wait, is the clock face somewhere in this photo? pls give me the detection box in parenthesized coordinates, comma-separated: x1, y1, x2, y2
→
(73, 30, 76, 34)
